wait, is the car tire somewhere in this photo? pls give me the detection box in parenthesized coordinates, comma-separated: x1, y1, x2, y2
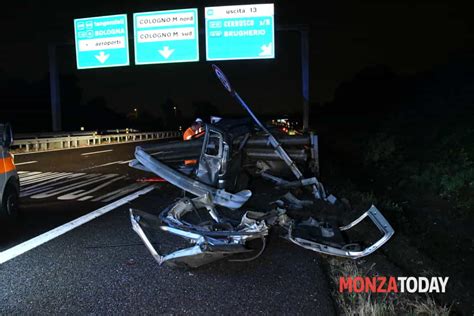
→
(1, 184, 19, 219)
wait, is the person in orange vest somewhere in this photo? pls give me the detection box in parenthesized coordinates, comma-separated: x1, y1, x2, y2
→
(183, 118, 204, 165)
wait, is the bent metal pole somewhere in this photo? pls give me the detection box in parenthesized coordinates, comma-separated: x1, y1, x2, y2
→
(211, 64, 325, 200)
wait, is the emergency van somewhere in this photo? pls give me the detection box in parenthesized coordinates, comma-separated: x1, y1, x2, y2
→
(0, 123, 19, 219)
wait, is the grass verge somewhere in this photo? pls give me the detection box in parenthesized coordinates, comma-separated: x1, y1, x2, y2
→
(326, 257, 451, 315)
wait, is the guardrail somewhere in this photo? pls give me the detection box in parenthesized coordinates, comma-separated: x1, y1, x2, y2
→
(11, 131, 181, 153)
(14, 129, 141, 139)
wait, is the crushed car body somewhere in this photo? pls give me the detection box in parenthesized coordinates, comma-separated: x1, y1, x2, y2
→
(130, 194, 281, 268)
(129, 64, 394, 268)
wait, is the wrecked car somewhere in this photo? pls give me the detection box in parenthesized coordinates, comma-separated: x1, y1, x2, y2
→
(129, 65, 394, 268)
(131, 194, 278, 268)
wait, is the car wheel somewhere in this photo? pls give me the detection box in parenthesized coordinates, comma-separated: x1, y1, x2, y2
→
(1, 185, 19, 219)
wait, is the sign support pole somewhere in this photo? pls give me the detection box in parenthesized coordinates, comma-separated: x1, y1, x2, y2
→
(278, 25, 311, 131)
(49, 43, 62, 132)
(301, 28, 309, 132)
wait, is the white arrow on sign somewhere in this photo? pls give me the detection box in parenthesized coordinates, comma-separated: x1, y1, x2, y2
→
(95, 51, 110, 64)
(159, 46, 175, 59)
(259, 43, 273, 56)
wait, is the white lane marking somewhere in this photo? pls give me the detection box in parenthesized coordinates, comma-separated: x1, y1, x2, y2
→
(81, 160, 123, 170)
(0, 185, 155, 265)
(20, 174, 89, 196)
(102, 183, 147, 202)
(27, 174, 102, 198)
(19, 171, 42, 178)
(17, 171, 29, 174)
(21, 174, 58, 186)
(21, 172, 66, 184)
(81, 159, 133, 171)
(20, 172, 54, 181)
(81, 149, 113, 156)
(57, 175, 126, 200)
(31, 174, 117, 199)
(17, 171, 139, 203)
(21, 174, 96, 197)
(91, 183, 140, 202)
(20, 172, 54, 182)
(21, 173, 71, 186)
(15, 161, 38, 166)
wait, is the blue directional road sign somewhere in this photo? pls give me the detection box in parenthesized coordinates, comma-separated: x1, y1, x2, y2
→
(74, 14, 129, 69)
(134, 9, 199, 65)
(205, 4, 275, 61)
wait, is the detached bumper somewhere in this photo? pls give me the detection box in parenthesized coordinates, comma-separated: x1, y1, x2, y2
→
(286, 205, 394, 259)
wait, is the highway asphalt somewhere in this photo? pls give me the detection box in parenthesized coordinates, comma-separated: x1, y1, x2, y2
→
(0, 140, 335, 314)
(1, 141, 156, 251)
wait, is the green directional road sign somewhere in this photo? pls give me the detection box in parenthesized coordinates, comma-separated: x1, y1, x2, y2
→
(74, 14, 130, 69)
(133, 9, 199, 65)
(205, 4, 275, 61)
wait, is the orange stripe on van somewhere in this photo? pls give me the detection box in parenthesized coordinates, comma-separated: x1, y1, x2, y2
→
(0, 156, 16, 174)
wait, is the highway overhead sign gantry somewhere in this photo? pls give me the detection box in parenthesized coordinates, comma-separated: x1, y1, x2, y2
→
(74, 14, 129, 69)
(133, 8, 199, 65)
(205, 3, 275, 61)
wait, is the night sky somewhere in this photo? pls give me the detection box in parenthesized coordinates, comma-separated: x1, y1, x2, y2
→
(1, 1, 473, 128)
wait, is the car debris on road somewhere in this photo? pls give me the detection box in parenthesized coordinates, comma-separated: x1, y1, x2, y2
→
(129, 65, 394, 268)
